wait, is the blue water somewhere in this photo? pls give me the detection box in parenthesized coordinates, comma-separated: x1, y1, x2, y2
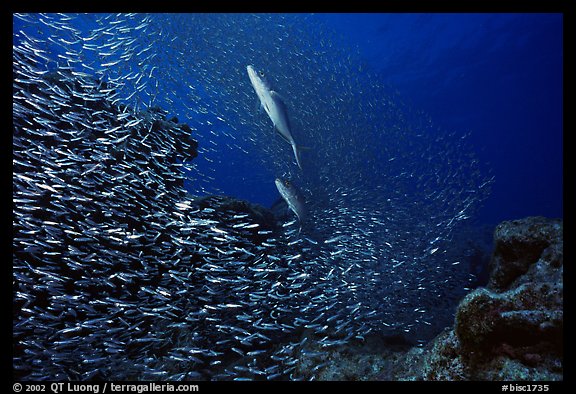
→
(204, 13, 564, 227)
(315, 13, 563, 226)
(182, 13, 563, 227)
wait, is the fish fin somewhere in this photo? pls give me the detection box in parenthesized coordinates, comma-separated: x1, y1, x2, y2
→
(292, 143, 303, 171)
(276, 130, 291, 143)
(269, 90, 286, 104)
(255, 98, 263, 113)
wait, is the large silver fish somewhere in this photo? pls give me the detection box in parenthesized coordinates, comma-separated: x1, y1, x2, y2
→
(275, 177, 306, 222)
(247, 65, 303, 170)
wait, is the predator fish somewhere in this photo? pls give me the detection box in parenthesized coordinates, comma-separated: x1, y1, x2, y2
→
(275, 178, 306, 222)
(247, 65, 303, 170)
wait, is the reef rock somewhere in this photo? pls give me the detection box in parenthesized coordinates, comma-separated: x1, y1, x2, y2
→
(305, 217, 563, 381)
(192, 195, 278, 231)
(488, 217, 563, 291)
(407, 216, 563, 380)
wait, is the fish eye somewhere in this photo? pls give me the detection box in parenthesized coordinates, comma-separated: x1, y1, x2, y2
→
(285, 180, 290, 186)
(259, 71, 264, 77)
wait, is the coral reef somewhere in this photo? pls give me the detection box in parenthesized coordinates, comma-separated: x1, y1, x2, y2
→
(397, 217, 563, 381)
(306, 217, 563, 381)
(191, 195, 278, 233)
(488, 217, 563, 291)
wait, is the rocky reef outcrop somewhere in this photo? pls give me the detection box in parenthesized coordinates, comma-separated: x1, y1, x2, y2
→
(392, 216, 562, 381)
(303, 217, 563, 381)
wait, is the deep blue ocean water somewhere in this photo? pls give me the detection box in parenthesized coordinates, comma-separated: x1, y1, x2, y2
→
(314, 13, 563, 226)
(235, 13, 562, 227)
(167, 13, 562, 228)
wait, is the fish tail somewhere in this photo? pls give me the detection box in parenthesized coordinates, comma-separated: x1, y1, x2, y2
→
(292, 143, 303, 171)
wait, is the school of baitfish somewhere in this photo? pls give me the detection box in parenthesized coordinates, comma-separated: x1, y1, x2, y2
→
(13, 13, 493, 380)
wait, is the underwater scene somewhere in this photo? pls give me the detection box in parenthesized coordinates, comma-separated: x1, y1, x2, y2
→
(13, 13, 563, 381)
